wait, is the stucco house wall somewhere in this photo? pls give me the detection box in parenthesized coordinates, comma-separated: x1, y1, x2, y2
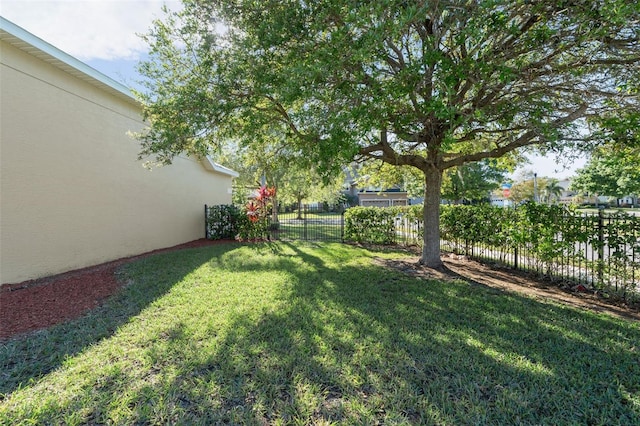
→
(0, 18, 237, 285)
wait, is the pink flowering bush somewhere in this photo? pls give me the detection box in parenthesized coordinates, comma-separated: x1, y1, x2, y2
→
(236, 186, 276, 241)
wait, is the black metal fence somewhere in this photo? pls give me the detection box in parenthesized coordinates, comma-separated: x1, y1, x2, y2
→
(205, 203, 638, 299)
(393, 214, 423, 246)
(437, 209, 640, 299)
(205, 204, 345, 242)
(269, 205, 344, 242)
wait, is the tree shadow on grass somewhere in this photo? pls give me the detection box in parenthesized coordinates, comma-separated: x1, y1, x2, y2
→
(172, 242, 640, 423)
(2, 241, 640, 424)
(0, 244, 236, 398)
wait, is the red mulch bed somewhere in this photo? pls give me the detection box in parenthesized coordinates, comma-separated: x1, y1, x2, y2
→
(0, 239, 234, 340)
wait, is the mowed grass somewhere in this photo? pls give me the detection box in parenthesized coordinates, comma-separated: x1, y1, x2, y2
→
(1, 242, 639, 425)
(276, 223, 343, 241)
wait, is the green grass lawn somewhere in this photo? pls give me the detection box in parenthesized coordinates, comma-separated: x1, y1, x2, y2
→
(1, 242, 639, 425)
(276, 222, 343, 241)
(279, 211, 343, 220)
(578, 208, 640, 215)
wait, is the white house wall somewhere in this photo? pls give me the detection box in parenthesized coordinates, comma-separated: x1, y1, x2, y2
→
(1, 37, 234, 285)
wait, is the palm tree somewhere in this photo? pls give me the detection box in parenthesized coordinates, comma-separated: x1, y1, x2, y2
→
(543, 179, 564, 205)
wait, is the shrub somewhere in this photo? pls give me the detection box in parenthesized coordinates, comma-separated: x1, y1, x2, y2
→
(344, 206, 396, 244)
(206, 205, 242, 240)
(236, 186, 276, 241)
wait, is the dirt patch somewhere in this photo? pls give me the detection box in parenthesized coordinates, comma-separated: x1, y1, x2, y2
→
(373, 253, 640, 322)
(0, 239, 235, 340)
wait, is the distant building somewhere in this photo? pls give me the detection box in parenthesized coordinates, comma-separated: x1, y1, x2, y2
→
(357, 188, 409, 207)
(490, 194, 510, 207)
(345, 177, 410, 207)
(620, 196, 638, 207)
(555, 179, 578, 205)
(490, 178, 637, 207)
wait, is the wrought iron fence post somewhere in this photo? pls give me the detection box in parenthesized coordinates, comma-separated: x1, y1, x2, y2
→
(204, 204, 208, 239)
(303, 205, 308, 240)
(514, 245, 518, 270)
(597, 210, 605, 285)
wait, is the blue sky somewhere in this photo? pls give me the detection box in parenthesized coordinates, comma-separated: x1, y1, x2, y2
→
(1, 0, 181, 90)
(1, 0, 586, 179)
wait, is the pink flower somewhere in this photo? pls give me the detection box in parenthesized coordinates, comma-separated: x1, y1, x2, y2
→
(256, 185, 276, 201)
(245, 185, 276, 226)
(265, 186, 276, 198)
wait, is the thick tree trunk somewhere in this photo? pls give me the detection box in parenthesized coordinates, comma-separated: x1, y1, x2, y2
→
(297, 196, 303, 220)
(420, 165, 444, 268)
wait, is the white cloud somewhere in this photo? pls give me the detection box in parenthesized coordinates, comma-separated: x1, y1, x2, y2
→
(1, 0, 182, 61)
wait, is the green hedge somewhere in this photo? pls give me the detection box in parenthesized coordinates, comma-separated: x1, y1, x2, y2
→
(344, 203, 639, 297)
(206, 205, 242, 240)
(346, 203, 639, 266)
(440, 204, 514, 247)
(344, 205, 423, 245)
(206, 204, 272, 241)
(344, 206, 396, 244)
(440, 203, 611, 264)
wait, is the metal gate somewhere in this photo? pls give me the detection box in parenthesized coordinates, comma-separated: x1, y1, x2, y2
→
(269, 205, 344, 242)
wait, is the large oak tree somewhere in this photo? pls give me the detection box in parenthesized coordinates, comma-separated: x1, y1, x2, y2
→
(135, 0, 639, 267)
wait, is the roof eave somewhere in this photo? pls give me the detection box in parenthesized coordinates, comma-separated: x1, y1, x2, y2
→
(203, 155, 240, 178)
(0, 16, 139, 106)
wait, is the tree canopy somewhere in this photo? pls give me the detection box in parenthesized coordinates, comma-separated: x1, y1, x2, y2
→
(215, 139, 345, 216)
(441, 160, 508, 204)
(541, 179, 564, 205)
(509, 174, 563, 204)
(357, 158, 510, 203)
(135, 0, 640, 266)
(570, 146, 640, 199)
(356, 161, 424, 198)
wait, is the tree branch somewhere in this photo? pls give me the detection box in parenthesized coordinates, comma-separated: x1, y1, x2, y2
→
(442, 104, 589, 169)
